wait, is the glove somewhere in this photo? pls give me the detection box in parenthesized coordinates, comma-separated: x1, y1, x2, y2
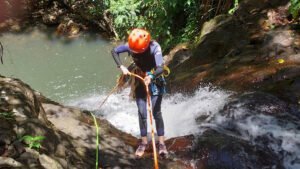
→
(120, 65, 130, 75)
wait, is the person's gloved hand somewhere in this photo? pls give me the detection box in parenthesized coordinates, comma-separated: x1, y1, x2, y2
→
(120, 65, 130, 75)
(144, 76, 152, 86)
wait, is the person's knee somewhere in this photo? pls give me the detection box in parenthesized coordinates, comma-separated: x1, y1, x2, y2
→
(138, 109, 147, 120)
(153, 111, 163, 120)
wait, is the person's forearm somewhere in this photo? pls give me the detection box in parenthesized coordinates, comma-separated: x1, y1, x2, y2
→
(111, 49, 122, 67)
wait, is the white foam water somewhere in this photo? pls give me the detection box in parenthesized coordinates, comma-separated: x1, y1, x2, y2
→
(67, 86, 231, 138)
(209, 104, 300, 169)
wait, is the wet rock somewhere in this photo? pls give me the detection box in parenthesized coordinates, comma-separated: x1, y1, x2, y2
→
(39, 154, 64, 169)
(166, 130, 284, 169)
(0, 156, 23, 168)
(56, 20, 81, 38)
(16, 147, 42, 169)
(286, 54, 300, 64)
(214, 92, 300, 168)
(194, 129, 284, 169)
(272, 66, 300, 81)
(0, 76, 101, 168)
(164, 43, 191, 68)
(222, 92, 295, 116)
(167, 0, 300, 106)
(265, 30, 294, 47)
(266, 4, 290, 27)
(0, 76, 50, 124)
(199, 14, 231, 39)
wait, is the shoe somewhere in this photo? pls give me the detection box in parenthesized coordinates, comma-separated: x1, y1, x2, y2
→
(135, 143, 147, 157)
(158, 143, 168, 156)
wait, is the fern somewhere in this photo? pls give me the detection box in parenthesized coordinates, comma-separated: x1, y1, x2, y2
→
(0, 112, 15, 120)
(20, 135, 45, 150)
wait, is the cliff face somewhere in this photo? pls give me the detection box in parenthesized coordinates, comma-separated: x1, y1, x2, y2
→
(0, 75, 95, 169)
(166, 0, 300, 105)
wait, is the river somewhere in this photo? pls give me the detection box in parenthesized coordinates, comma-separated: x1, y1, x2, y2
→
(0, 29, 119, 102)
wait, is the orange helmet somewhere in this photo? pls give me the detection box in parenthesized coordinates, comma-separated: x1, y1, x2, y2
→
(128, 28, 151, 53)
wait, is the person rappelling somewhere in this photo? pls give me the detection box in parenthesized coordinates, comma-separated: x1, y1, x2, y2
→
(111, 28, 168, 158)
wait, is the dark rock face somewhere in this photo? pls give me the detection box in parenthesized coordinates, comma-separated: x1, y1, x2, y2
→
(0, 76, 95, 169)
(222, 92, 299, 117)
(0, 76, 50, 124)
(209, 92, 300, 169)
(193, 130, 284, 169)
(163, 130, 284, 169)
(166, 0, 300, 105)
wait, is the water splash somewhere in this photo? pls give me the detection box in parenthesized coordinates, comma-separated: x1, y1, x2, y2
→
(67, 86, 231, 138)
(206, 93, 300, 169)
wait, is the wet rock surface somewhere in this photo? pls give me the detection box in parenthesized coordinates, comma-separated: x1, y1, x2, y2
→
(166, 0, 300, 106)
(206, 92, 300, 169)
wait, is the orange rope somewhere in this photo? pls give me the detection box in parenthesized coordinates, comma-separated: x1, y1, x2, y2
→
(98, 72, 159, 169)
(129, 72, 159, 169)
(98, 85, 119, 109)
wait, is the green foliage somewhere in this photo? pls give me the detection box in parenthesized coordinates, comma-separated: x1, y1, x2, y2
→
(228, 0, 239, 15)
(107, 0, 200, 51)
(289, 0, 300, 19)
(107, 0, 143, 38)
(60, 0, 108, 17)
(142, 0, 200, 50)
(180, 1, 200, 43)
(0, 112, 15, 120)
(20, 135, 45, 150)
(88, 0, 108, 17)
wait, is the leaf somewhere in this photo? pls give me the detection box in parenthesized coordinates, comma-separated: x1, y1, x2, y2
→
(31, 136, 45, 141)
(289, 0, 300, 18)
(20, 135, 45, 150)
(20, 135, 34, 142)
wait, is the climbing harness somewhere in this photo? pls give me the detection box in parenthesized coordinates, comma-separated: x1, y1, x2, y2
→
(163, 65, 171, 77)
(148, 65, 171, 78)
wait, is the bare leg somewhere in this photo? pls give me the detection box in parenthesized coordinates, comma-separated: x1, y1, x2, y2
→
(141, 136, 148, 144)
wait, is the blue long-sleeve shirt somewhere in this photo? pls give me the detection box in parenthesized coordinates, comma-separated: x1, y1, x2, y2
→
(111, 41, 165, 97)
(111, 41, 164, 78)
